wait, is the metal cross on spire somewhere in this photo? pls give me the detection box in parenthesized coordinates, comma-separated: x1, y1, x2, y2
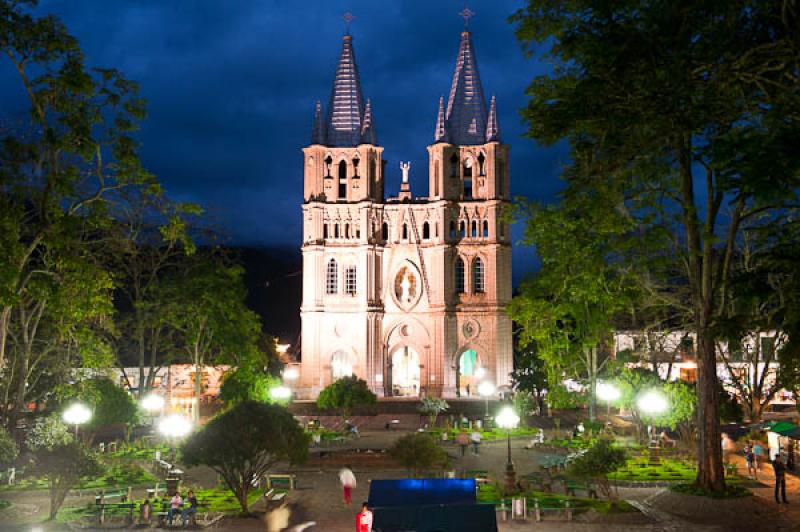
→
(343, 12, 355, 35)
(459, 5, 475, 30)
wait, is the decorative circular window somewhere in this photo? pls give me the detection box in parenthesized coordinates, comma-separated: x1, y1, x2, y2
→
(462, 320, 480, 340)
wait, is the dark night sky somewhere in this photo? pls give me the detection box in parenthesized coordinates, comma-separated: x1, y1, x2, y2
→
(0, 0, 569, 284)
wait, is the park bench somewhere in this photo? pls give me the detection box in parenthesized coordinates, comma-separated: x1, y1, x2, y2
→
(532, 499, 574, 522)
(564, 480, 598, 499)
(95, 488, 131, 504)
(266, 474, 296, 490)
(93, 501, 135, 524)
(155, 500, 208, 527)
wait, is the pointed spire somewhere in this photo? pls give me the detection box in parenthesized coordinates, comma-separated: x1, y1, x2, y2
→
(325, 34, 367, 147)
(311, 100, 326, 145)
(486, 95, 500, 142)
(360, 98, 377, 145)
(434, 96, 447, 143)
(444, 29, 488, 145)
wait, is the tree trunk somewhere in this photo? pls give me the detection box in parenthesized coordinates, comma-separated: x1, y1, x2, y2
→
(695, 329, 725, 491)
(237, 484, 249, 514)
(194, 348, 202, 424)
(0, 306, 9, 369)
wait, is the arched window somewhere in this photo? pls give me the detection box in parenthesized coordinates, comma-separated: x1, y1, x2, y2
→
(331, 351, 353, 380)
(463, 158, 473, 199)
(449, 221, 457, 239)
(459, 221, 466, 238)
(345, 266, 357, 296)
(326, 259, 338, 295)
(402, 224, 408, 240)
(422, 222, 430, 240)
(323, 224, 328, 239)
(338, 160, 347, 199)
(473, 257, 485, 293)
(324, 155, 333, 177)
(483, 220, 489, 238)
(478, 152, 486, 176)
(352, 156, 360, 177)
(471, 220, 478, 238)
(334, 224, 340, 238)
(456, 257, 465, 294)
(382, 222, 389, 241)
(450, 153, 459, 177)
(344, 223, 350, 238)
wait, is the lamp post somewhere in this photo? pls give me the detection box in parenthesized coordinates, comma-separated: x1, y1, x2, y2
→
(637, 389, 668, 462)
(478, 381, 495, 420)
(141, 393, 165, 428)
(158, 413, 192, 463)
(596, 382, 621, 418)
(62, 403, 92, 438)
(496, 406, 520, 492)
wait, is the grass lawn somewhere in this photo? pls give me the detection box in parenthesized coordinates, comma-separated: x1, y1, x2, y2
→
(425, 427, 546, 442)
(609, 457, 699, 482)
(0, 461, 156, 492)
(477, 483, 634, 514)
(0, 499, 9, 510)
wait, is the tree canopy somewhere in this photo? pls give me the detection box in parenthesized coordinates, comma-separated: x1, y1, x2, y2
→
(512, 0, 800, 491)
(316, 376, 377, 421)
(181, 401, 309, 514)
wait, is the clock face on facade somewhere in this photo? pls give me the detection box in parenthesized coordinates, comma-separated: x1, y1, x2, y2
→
(393, 265, 421, 310)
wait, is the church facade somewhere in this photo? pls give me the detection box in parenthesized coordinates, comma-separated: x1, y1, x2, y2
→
(297, 25, 512, 399)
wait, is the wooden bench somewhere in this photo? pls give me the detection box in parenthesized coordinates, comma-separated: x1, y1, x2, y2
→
(94, 502, 135, 524)
(155, 501, 207, 527)
(266, 474, 296, 490)
(532, 499, 573, 522)
(95, 488, 130, 504)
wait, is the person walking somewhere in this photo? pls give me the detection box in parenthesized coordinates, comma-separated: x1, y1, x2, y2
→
(745, 444, 757, 480)
(456, 430, 470, 457)
(356, 501, 374, 532)
(773, 456, 789, 504)
(754, 441, 766, 470)
(339, 466, 357, 507)
(470, 430, 482, 455)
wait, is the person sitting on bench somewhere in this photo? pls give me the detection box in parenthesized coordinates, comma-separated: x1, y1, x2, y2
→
(167, 492, 183, 525)
(182, 489, 198, 526)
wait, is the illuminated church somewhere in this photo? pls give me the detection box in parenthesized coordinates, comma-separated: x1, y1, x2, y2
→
(297, 21, 512, 399)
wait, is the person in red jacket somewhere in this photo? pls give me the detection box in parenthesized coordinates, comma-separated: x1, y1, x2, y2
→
(356, 501, 373, 532)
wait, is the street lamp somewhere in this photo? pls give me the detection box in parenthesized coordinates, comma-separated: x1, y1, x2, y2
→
(596, 382, 621, 417)
(283, 367, 299, 382)
(158, 413, 192, 462)
(270, 385, 292, 402)
(62, 403, 91, 438)
(496, 406, 520, 492)
(637, 389, 668, 457)
(478, 381, 495, 419)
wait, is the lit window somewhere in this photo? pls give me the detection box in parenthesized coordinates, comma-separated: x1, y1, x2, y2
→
(345, 266, 357, 296)
(326, 259, 338, 295)
(473, 257, 485, 293)
(456, 257, 465, 294)
(471, 220, 477, 238)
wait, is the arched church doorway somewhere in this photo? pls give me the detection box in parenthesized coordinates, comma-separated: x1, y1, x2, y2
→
(391, 347, 421, 397)
(331, 350, 353, 381)
(458, 349, 480, 396)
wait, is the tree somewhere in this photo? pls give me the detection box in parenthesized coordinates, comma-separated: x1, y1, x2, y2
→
(512, 0, 800, 491)
(508, 200, 635, 421)
(316, 376, 377, 423)
(163, 257, 262, 422)
(181, 401, 309, 514)
(219, 366, 282, 406)
(26, 415, 73, 451)
(389, 433, 448, 477)
(614, 368, 695, 443)
(417, 397, 449, 427)
(512, 391, 538, 427)
(34, 441, 101, 520)
(567, 440, 627, 503)
(0, 426, 18, 465)
(0, 0, 155, 373)
(511, 342, 548, 416)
